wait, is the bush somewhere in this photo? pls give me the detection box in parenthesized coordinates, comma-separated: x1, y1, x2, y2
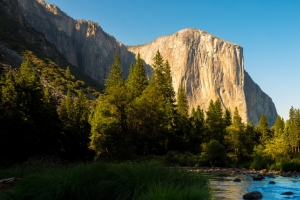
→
(163, 151, 202, 167)
(270, 157, 300, 172)
(250, 145, 273, 170)
(200, 140, 226, 167)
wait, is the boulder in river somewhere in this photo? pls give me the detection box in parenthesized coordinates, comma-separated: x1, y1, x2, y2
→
(269, 181, 275, 184)
(252, 175, 264, 181)
(233, 178, 241, 182)
(243, 190, 263, 199)
(281, 191, 294, 195)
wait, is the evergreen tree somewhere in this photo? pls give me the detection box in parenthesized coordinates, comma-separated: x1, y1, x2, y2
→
(176, 84, 189, 117)
(225, 107, 246, 163)
(152, 50, 175, 103)
(285, 107, 300, 153)
(126, 53, 147, 99)
(1, 57, 62, 162)
(256, 114, 271, 146)
(189, 106, 205, 154)
(90, 53, 132, 159)
(204, 99, 225, 143)
(265, 116, 287, 158)
(224, 108, 232, 127)
(59, 89, 92, 160)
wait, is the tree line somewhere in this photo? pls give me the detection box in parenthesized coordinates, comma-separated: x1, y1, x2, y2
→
(1, 52, 300, 169)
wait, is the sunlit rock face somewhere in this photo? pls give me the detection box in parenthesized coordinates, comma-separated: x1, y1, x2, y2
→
(17, 0, 136, 83)
(128, 29, 277, 125)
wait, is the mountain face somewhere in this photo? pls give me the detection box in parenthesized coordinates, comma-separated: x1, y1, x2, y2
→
(128, 29, 277, 125)
(17, 0, 138, 83)
(15, 0, 277, 125)
(0, 0, 103, 94)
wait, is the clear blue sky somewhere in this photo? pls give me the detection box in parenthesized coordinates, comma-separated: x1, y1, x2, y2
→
(46, 0, 300, 121)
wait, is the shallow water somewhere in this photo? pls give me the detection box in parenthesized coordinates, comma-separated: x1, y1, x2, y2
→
(207, 173, 300, 200)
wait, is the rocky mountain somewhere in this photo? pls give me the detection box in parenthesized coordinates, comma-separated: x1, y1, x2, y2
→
(11, 0, 277, 125)
(0, 0, 103, 96)
(17, 0, 140, 83)
(128, 29, 277, 125)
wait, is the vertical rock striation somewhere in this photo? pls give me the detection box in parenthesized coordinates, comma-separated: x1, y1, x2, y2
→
(128, 29, 277, 125)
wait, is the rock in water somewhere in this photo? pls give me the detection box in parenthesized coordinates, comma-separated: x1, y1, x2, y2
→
(243, 191, 263, 199)
(233, 178, 241, 182)
(128, 29, 277, 125)
(281, 191, 294, 195)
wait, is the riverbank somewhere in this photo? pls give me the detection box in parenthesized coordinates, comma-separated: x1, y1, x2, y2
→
(174, 167, 300, 177)
(0, 162, 211, 200)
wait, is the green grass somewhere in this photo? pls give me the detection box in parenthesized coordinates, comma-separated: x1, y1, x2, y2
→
(0, 162, 211, 200)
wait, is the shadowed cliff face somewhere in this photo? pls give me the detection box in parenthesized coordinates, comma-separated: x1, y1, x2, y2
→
(17, 0, 138, 83)
(244, 71, 277, 125)
(128, 29, 277, 125)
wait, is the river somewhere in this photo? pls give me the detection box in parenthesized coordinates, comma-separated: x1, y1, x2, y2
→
(207, 173, 300, 199)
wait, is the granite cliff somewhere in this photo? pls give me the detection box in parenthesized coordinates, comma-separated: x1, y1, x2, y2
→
(17, 0, 138, 83)
(128, 29, 277, 125)
(16, 0, 277, 125)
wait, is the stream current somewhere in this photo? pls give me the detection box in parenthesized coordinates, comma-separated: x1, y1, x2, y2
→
(207, 173, 300, 199)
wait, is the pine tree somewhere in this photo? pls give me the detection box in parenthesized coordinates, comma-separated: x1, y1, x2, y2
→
(126, 53, 147, 99)
(59, 89, 92, 160)
(224, 108, 232, 127)
(285, 107, 300, 153)
(256, 114, 270, 146)
(189, 105, 205, 153)
(225, 107, 246, 162)
(205, 99, 225, 143)
(90, 53, 132, 159)
(162, 60, 175, 103)
(264, 115, 287, 158)
(152, 50, 175, 103)
(176, 84, 189, 117)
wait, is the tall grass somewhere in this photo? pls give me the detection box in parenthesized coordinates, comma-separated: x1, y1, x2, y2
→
(1, 162, 210, 200)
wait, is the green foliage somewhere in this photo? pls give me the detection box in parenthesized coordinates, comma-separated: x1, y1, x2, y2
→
(225, 108, 253, 163)
(126, 53, 147, 99)
(223, 108, 232, 127)
(264, 116, 288, 159)
(176, 84, 189, 118)
(189, 106, 205, 154)
(163, 151, 202, 167)
(59, 90, 93, 160)
(250, 145, 273, 170)
(1, 162, 211, 200)
(285, 107, 300, 153)
(0, 12, 103, 93)
(270, 157, 300, 172)
(256, 114, 271, 145)
(90, 53, 133, 160)
(152, 50, 175, 103)
(204, 99, 225, 143)
(200, 140, 226, 166)
(0, 58, 61, 162)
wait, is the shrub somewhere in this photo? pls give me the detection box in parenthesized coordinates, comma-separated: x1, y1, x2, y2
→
(200, 140, 226, 167)
(163, 151, 202, 167)
(250, 145, 273, 170)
